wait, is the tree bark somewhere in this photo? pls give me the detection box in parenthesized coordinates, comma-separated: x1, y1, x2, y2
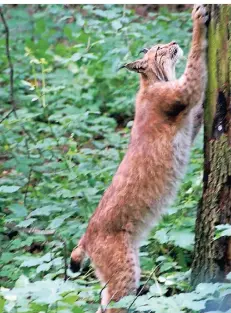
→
(191, 4, 231, 287)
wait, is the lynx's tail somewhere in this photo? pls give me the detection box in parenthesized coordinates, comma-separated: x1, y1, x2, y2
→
(70, 235, 86, 272)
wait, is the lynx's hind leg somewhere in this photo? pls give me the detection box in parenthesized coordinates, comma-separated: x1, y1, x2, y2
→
(90, 232, 140, 313)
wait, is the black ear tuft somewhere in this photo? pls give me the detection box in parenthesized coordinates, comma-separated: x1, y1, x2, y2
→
(117, 64, 126, 71)
(138, 48, 149, 55)
(119, 59, 147, 73)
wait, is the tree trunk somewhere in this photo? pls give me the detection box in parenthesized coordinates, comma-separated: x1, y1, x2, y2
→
(191, 4, 231, 287)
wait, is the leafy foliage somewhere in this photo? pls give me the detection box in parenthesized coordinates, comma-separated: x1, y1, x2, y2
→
(1, 4, 230, 313)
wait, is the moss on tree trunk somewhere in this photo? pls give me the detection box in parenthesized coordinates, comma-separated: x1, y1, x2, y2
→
(191, 4, 231, 287)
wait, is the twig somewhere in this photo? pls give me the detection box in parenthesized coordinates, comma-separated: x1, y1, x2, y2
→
(127, 247, 175, 313)
(0, 7, 15, 110)
(103, 290, 117, 312)
(98, 249, 174, 313)
(82, 268, 94, 279)
(127, 264, 159, 313)
(0, 109, 14, 123)
(0, 7, 44, 158)
(58, 236, 68, 282)
(63, 240, 68, 281)
(24, 168, 32, 207)
(99, 280, 110, 313)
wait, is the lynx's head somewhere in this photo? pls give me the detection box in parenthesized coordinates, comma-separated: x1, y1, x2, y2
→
(121, 41, 183, 83)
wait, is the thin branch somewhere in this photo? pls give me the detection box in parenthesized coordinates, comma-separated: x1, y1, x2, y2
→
(82, 267, 94, 279)
(0, 7, 15, 110)
(98, 254, 171, 312)
(63, 239, 68, 281)
(0, 7, 44, 158)
(58, 236, 68, 282)
(24, 168, 32, 207)
(127, 247, 175, 312)
(99, 280, 111, 313)
(127, 265, 159, 313)
(103, 290, 117, 313)
(0, 109, 14, 123)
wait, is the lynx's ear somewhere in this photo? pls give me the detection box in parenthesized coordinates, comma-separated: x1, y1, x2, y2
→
(119, 59, 147, 73)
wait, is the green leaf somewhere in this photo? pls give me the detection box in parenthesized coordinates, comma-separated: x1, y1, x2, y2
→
(48, 217, 64, 229)
(72, 307, 85, 313)
(15, 275, 30, 287)
(36, 262, 52, 273)
(20, 253, 52, 268)
(8, 204, 27, 217)
(154, 229, 169, 244)
(226, 272, 231, 279)
(71, 52, 82, 62)
(0, 297, 6, 313)
(20, 258, 43, 268)
(111, 20, 122, 30)
(17, 218, 36, 228)
(150, 284, 168, 296)
(30, 205, 62, 217)
(215, 224, 231, 238)
(34, 291, 62, 305)
(0, 186, 20, 193)
(195, 283, 218, 297)
(1, 252, 14, 263)
(168, 230, 195, 250)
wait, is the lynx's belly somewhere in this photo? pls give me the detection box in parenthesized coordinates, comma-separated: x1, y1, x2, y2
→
(135, 116, 193, 242)
(172, 117, 193, 185)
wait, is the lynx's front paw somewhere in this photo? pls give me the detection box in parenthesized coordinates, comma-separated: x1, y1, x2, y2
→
(192, 4, 208, 25)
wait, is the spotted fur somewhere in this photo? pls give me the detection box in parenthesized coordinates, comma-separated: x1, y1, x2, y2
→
(70, 5, 208, 312)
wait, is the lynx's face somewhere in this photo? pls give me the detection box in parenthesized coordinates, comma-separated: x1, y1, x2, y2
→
(122, 41, 183, 82)
(145, 41, 183, 80)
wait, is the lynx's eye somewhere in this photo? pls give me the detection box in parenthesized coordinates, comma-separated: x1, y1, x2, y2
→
(170, 47, 178, 59)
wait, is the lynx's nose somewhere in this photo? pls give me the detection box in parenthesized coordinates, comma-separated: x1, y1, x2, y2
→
(170, 41, 177, 46)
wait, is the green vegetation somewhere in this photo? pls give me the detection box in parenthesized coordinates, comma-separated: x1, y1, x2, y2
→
(1, 5, 230, 313)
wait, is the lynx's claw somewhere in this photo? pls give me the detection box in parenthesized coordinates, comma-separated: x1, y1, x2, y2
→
(192, 4, 208, 24)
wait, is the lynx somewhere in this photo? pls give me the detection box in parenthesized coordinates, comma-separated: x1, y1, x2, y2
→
(70, 5, 208, 312)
